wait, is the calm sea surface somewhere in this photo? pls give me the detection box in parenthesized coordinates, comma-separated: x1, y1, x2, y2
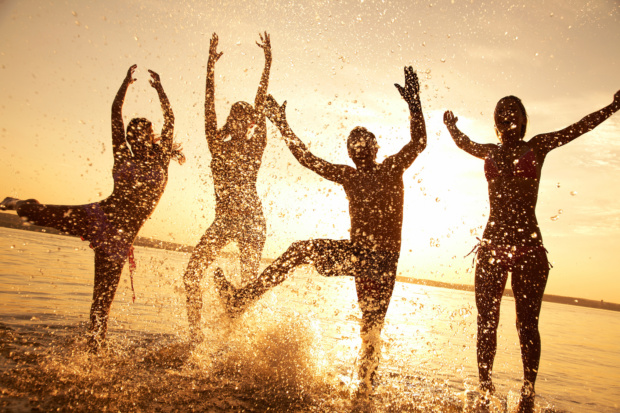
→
(0, 227, 618, 412)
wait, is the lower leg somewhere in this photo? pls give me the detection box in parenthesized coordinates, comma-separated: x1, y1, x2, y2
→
(215, 240, 317, 315)
(183, 255, 208, 335)
(355, 267, 395, 389)
(183, 230, 227, 335)
(358, 321, 382, 390)
(88, 254, 124, 351)
(518, 325, 541, 389)
(476, 313, 499, 393)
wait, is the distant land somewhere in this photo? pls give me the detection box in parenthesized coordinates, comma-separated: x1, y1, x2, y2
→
(2, 211, 619, 312)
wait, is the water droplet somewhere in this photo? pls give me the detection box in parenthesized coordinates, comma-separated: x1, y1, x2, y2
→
(550, 215, 559, 221)
(570, 191, 578, 196)
(531, 232, 538, 238)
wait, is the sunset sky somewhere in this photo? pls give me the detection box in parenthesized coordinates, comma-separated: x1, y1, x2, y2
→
(1, 0, 619, 302)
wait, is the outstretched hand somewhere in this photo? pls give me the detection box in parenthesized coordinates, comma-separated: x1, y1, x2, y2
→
(395, 66, 420, 110)
(265, 95, 287, 126)
(148, 69, 162, 89)
(256, 31, 271, 60)
(125, 64, 137, 84)
(209, 33, 223, 63)
(612, 90, 620, 111)
(443, 110, 458, 127)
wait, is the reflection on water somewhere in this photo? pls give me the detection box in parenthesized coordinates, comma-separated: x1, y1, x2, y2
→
(1, 228, 619, 412)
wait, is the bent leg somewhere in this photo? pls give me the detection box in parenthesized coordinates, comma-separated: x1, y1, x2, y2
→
(512, 249, 549, 411)
(16, 202, 93, 236)
(240, 239, 335, 298)
(183, 221, 230, 336)
(475, 248, 509, 393)
(216, 239, 345, 315)
(88, 251, 125, 352)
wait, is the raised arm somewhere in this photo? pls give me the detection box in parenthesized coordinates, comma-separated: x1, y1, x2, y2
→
(265, 95, 349, 183)
(443, 110, 494, 159)
(254, 32, 272, 115)
(386, 66, 427, 170)
(246, 32, 272, 154)
(530, 90, 620, 154)
(205, 33, 223, 153)
(149, 69, 174, 154)
(111, 65, 136, 157)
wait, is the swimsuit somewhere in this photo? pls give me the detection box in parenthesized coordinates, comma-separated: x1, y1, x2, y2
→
(484, 149, 537, 181)
(113, 160, 166, 191)
(467, 239, 549, 271)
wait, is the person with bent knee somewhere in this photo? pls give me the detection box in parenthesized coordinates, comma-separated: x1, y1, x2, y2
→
(1, 65, 184, 351)
(214, 66, 427, 391)
(182, 32, 272, 341)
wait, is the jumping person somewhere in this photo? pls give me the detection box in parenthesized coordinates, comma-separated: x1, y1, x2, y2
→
(214, 66, 426, 391)
(0, 65, 184, 351)
(443, 90, 620, 412)
(182, 33, 272, 340)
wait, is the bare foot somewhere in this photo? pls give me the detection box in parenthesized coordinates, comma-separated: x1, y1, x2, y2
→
(0, 197, 20, 211)
(517, 382, 535, 413)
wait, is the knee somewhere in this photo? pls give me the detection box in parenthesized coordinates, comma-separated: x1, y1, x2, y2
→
(477, 311, 500, 332)
(183, 272, 200, 292)
(288, 240, 310, 253)
(516, 317, 540, 338)
(282, 241, 315, 262)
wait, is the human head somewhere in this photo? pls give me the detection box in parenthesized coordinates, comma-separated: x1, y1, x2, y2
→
(347, 126, 378, 167)
(494, 96, 528, 143)
(126, 117, 154, 156)
(224, 101, 256, 136)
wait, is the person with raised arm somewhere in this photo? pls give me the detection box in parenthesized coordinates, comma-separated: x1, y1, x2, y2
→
(183, 33, 272, 340)
(214, 66, 426, 391)
(1, 65, 185, 351)
(443, 90, 620, 412)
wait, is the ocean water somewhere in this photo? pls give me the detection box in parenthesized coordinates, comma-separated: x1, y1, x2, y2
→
(0, 227, 618, 412)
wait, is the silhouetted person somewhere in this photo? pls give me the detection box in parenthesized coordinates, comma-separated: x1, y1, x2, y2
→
(183, 33, 272, 340)
(214, 67, 426, 391)
(1, 65, 184, 352)
(444, 90, 620, 412)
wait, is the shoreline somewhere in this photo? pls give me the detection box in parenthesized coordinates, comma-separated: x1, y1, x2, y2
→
(2, 211, 619, 312)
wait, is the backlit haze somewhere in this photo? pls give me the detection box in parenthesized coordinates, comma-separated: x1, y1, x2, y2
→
(1, 0, 619, 302)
